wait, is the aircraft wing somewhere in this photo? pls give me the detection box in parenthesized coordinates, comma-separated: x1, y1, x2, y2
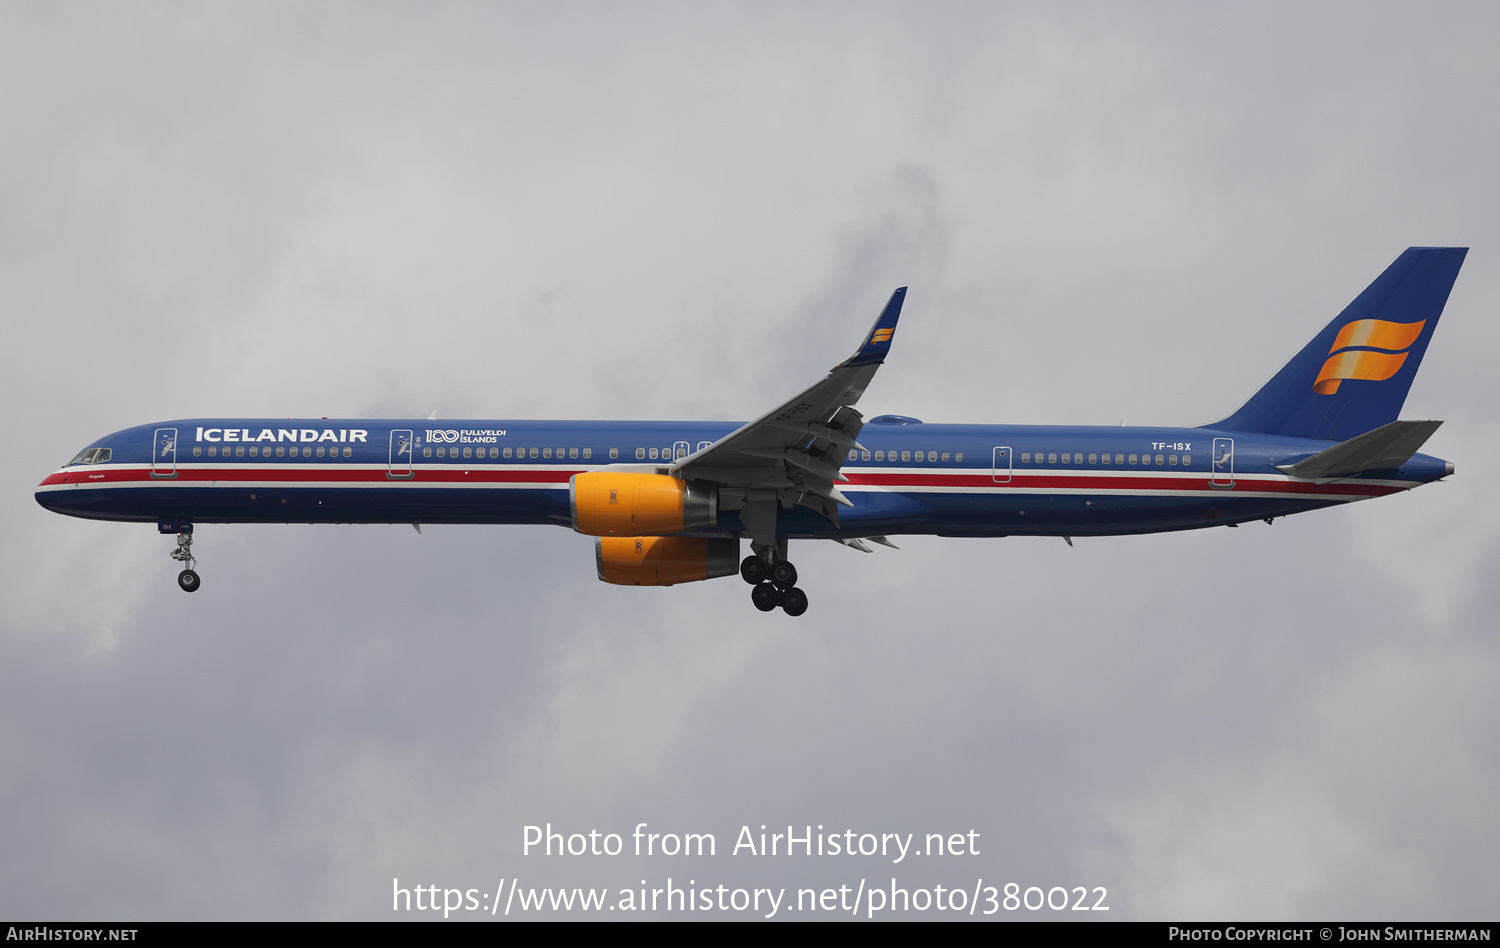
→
(671, 287, 907, 524)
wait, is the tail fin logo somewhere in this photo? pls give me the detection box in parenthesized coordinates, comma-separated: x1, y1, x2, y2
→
(1313, 318, 1426, 395)
(870, 328, 895, 345)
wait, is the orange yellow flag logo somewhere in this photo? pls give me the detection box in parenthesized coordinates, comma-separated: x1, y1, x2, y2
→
(1313, 319, 1425, 395)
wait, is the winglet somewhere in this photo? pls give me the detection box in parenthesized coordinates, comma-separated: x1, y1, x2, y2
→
(840, 287, 907, 367)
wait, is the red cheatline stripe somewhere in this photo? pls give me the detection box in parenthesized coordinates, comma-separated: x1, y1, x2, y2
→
(844, 471, 1401, 497)
(40, 466, 578, 486)
(40, 465, 1408, 498)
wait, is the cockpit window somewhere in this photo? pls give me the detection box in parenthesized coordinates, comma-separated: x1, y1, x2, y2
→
(67, 447, 111, 466)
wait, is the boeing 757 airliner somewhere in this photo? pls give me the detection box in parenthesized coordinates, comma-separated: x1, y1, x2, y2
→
(37, 247, 1465, 616)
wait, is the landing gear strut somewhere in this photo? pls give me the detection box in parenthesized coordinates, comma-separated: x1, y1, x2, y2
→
(170, 531, 200, 593)
(742, 550, 808, 617)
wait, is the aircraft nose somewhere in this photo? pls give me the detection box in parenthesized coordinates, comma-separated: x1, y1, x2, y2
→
(35, 472, 76, 514)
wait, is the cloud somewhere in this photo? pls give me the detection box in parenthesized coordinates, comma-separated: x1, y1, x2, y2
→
(2, 1, 1498, 920)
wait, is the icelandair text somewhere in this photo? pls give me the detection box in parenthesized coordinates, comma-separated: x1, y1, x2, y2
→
(196, 427, 367, 444)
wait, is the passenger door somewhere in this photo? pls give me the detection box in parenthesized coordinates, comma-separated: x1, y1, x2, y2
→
(992, 446, 1012, 483)
(389, 429, 414, 478)
(1212, 437, 1235, 488)
(152, 427, 177, 478)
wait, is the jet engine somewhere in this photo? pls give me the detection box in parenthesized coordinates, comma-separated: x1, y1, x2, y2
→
(569, 472, 718, 536)
(595, 536, 740, 586)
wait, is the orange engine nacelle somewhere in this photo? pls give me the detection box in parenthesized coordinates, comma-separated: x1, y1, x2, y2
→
(569, 472, 718, 536)
(595, 536, 740, 586)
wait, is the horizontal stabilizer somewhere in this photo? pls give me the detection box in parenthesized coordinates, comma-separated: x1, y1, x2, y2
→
(1275, 419, 1442, 480)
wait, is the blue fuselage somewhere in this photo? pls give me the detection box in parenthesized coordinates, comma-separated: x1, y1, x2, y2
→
(36, 418, 1450, 538)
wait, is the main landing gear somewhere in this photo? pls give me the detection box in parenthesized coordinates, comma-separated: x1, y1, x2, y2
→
(170, 531, 200, 593)
(741, 554, 807, 617)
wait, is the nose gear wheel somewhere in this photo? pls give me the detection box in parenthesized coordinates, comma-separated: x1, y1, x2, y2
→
(169, 531, 200, 592)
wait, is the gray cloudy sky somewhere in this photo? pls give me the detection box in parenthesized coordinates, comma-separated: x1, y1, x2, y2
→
(2, 1, 1498, 921)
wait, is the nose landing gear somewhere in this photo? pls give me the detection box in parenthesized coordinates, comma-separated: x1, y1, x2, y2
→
(741, 551, 807, 617)
(169, 530, 200, 593)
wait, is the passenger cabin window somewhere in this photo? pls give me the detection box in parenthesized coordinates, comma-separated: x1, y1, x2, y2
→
(236, 446, 246, 457)
(1115, 454, 1123, 464)
(529, 448, 538, 458)
(208, 446, 218, 457)
(1182, 454, 1191, 466)
(861, 450, 871, 461)
(875, 450, 884, 460)
(955, 452, 963, 462)
(941, 452, 950, 461)
(636, 448, 646, 459)
(1129, 454, 1138, 464)
(1169, 454, 1178, 466)
(1089, 453, 1097, 464)
(609, 448, 618, 459)
(193, 446, 202, 457)
(1155, 454, 1165, 465)
(344, 446, 353, 457)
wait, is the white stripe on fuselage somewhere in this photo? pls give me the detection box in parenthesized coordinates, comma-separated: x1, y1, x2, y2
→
(38, 462, 1419, 502)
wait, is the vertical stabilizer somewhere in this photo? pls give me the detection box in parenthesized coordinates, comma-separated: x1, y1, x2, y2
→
(1209, 247, 1466, 440)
